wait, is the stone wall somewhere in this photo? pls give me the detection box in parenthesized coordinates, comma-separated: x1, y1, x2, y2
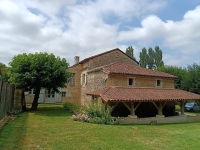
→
(88, 50, 138, 70)
(82, 70, 108, 104)
(62, 64, 82, 105)
(107, 74, 175, 89)
(121, 114, 200, 125)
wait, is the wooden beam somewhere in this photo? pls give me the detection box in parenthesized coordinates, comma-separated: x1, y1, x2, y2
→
(152, 101, 159, 110)
(111, 102, 119, 112)
(123, 102, 131, 112)
(135, 102, 141, 111)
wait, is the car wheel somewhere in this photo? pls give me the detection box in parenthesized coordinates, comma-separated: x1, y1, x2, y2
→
(190, 108, 194, 112)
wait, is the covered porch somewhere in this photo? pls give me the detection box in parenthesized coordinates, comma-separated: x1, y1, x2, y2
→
(87, 87, 200, 123)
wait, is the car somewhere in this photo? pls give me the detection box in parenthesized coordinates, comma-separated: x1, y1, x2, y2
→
(184, 102, 199, 112)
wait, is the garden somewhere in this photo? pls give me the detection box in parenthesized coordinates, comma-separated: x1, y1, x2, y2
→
(0, 104, 200, 150)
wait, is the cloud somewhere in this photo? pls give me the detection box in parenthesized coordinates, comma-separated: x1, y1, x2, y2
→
(118, 5, 200, 66)
(0, 0, 199, 67)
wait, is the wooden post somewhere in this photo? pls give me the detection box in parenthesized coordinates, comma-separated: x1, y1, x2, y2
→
(158, 102, 163, 115)
(130, 102, 135, 115)
(180, 101, 185, 115)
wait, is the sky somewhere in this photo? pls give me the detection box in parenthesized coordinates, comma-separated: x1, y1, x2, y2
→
(0, 0, 200, 67)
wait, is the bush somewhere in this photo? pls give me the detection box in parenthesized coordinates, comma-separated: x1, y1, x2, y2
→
(71, 101, 121, 125)
(7, 108, 21, 116)
(63, 102, 80, 114)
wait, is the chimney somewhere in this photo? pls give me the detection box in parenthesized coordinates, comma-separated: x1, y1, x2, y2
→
(74, 56, 79, 64)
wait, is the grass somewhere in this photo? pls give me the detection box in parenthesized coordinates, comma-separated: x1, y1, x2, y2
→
(1, 105, 200, 150)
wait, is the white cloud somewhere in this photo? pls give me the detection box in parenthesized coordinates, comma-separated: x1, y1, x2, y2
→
(0, 0, 199, 67)
(118, 5, 200, 66)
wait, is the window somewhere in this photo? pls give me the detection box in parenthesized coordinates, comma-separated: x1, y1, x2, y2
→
(70, 73, 75, 86)
(61, 92, 66, 97)
(81, 73, 87, 86)
(28, 89, 35, 94)
(156, 79, 162, 87)
(45, 89, 55, 98)
(128, 78, 135, 86)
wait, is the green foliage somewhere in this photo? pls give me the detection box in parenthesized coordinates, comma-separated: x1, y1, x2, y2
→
(63, 102, 80, 114)
(157, 63, 200, 94)
(139, 47, 148, 68)
(147, 47, 155, 69)
(154, 46, 164, 68)
(157, 65, 187, 89)
(139, 46, 164, 69)
(8, 52, 70, 91)
(7, 108, 22, 116)
(8, 52, 70, 110)
(0, 62, 9, 82)
(72, 102, 120, 125)
(125, 46, 135, 59)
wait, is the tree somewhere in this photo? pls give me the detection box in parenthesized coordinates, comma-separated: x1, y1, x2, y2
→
(8, 52, 70, 110)
(182, 63, 200, 94)
(0, 62, 9, 81)
(139, 47, 148, 68)
(154, 46, 164, 68)
(157, 65, 187, 89)
(126, 46, 135, 59)
(147, 47, 155, 69)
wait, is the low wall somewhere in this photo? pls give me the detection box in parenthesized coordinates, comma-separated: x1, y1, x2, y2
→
(121, 115, 200, 125)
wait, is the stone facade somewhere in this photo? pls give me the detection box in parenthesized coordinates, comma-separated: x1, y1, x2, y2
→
(62, 48, 139, 105)
(63, 48, 176, 110)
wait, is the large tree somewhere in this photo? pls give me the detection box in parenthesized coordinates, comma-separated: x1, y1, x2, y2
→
(0, 62, 9, 81)
(154, 46, 164, 68)
(8, 52, 70, 110)
(139, 47, 148, 68)
(125, 46, 135, 59)
(147, 47, 155, 69)
(157, 65, 187, 89)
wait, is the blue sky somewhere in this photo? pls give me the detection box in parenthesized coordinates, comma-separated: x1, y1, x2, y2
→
(0, 0, 200, 67)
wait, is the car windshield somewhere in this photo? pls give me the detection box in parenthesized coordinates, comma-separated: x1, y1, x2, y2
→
(185, 103, 194, 107)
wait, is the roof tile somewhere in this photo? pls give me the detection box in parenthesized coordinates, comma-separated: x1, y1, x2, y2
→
(87, 87, 200, 102)
(102, 63, 178, 78)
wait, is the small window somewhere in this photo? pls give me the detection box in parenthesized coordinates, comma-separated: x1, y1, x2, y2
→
(81, 73, 87, 86)
(128, 78, 134, 86)
(156, 80, 162, 87)
(70, 73, 75, 86)
(61, 92, 66, 97)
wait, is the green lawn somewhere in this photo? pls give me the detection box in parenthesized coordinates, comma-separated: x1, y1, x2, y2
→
(1, 105, 200, 150)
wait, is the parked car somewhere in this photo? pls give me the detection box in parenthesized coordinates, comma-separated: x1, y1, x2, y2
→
(184, 102, 200, 112)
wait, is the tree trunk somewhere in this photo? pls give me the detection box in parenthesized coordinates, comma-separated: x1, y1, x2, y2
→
(30, 86, 41, 111)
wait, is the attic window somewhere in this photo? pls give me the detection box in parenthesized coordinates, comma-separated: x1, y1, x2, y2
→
(128, 78, 135, 86)
(156, 80, 162, 87)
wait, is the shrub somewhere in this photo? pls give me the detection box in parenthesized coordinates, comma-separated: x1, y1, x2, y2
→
(7, 108, 21, 116)
(71, 101, 121, 125)
(63, 102, 80, 114)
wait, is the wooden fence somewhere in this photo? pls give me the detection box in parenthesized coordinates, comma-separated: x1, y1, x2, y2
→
(0, 81, 15, 120)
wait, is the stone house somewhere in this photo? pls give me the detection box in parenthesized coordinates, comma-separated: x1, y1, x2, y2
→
(62, 48, 200, 120)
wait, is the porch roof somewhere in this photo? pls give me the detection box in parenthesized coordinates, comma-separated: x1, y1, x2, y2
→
(87, 87, 200, 102)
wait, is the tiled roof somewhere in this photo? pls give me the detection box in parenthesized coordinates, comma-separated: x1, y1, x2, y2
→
(102, 63, 178, 79)
(87, 87, 200, 102)
(69, 48, 139, 68)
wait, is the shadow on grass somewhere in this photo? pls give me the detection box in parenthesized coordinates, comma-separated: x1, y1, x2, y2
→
(26, 104, 72, 117)
(0, 112, 29, 149)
